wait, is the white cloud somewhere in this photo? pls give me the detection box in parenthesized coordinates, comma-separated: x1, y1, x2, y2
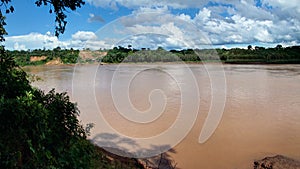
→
(88, 13, 105, 23)
(262, 0, 300, 12)
(5, 1, 300, 50)
(72, 31, 97, 41)
(230, 0, 274, 20)
(84, 1, 299, 47)
(116, 12, 208, 48)
(195, 8, 211, 22)
(254, 29, 274, 42)
(13, 42, 26, 51)
(84, 39, 113, 50)
(85, 0, 299, 17)
(5, 32, 68, 50)
(85, 0, 207, 9)
(5, 31, 112, 50)
(112, 6, 295, 48)
(71, 31, 115, 49)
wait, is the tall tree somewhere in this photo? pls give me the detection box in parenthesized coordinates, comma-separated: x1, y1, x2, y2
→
(247, 45, 252, 50)
(275, 44, 283, 49)
(0, 0, 85, 96)
(0, 1, 104, 169)
(0, 0, 85, 37)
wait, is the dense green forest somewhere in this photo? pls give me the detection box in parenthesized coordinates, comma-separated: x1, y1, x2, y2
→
(8, 47, 80, 66)
(219, 45, 300, 63)
(9, 45, 300, 66)
(101, 45, 300, 64)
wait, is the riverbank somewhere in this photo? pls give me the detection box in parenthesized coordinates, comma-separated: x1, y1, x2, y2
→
(21, 60, 300, 68)
(95, 146, 300, 169)
(94, 146, 177, 169)
(254, 155, 300, 169)
(9, 45, 300, 66)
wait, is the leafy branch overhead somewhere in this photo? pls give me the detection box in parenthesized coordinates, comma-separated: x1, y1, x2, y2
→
(0, 0, 85, 37)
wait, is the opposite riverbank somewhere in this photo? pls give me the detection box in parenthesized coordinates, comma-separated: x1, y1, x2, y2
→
(8, 45, 300, 66)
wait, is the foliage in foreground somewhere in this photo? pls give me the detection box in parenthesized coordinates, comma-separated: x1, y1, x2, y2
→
(0, 49, 146, 169)
(0, 1, 145, 168)
(0, 50, 99, 168)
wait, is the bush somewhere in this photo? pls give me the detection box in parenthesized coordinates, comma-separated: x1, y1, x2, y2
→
(0, 50, 100, 168)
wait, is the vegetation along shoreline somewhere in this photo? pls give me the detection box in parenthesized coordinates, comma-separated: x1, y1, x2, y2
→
(8, 45, 300, 66)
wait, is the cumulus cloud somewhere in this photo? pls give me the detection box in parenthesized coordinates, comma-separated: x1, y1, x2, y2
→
(5, 1, 300, 50)
(5, 32, 68, 50)
(72, 31, 98, 41)
(85, 0, 299, 16)
(71, 31, 112, 49)
(103, 6, 295, 48)
(195, 8, 211, 22)
(88, 13, 105, 23)
(85, 0, 207, 9)
(262, 0, 300, 13)
(13, 42, 26, 51)
(84, 0, 299, 48)
(5, 31, 112, 50)
(116, 13, 206, 48)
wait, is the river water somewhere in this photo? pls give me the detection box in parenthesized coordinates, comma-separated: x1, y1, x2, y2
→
(24, 64, 300, 169)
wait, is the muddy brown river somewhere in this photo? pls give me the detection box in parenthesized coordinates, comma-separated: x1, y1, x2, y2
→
(25, 64, 300, 169)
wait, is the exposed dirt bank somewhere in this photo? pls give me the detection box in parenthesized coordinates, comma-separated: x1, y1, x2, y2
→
(45, 58, 63, 65)
(30, 56, 47, 62)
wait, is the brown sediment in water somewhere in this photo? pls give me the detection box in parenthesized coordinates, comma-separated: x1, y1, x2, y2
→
(27, 64, 300, 169)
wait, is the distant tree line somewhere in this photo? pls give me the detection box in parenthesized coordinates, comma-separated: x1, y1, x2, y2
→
(218, 45, 300, 63)
(101, 45, 300, 64)
(8, 45, 300, 65)
(8, 47, 80, 66)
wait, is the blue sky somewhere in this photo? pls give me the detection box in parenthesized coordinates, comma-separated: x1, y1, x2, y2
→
(2, 0, 300, 50)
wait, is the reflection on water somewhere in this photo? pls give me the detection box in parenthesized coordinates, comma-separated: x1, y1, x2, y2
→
(225, 64, 300, 77)
(25, 64, 300, 169)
